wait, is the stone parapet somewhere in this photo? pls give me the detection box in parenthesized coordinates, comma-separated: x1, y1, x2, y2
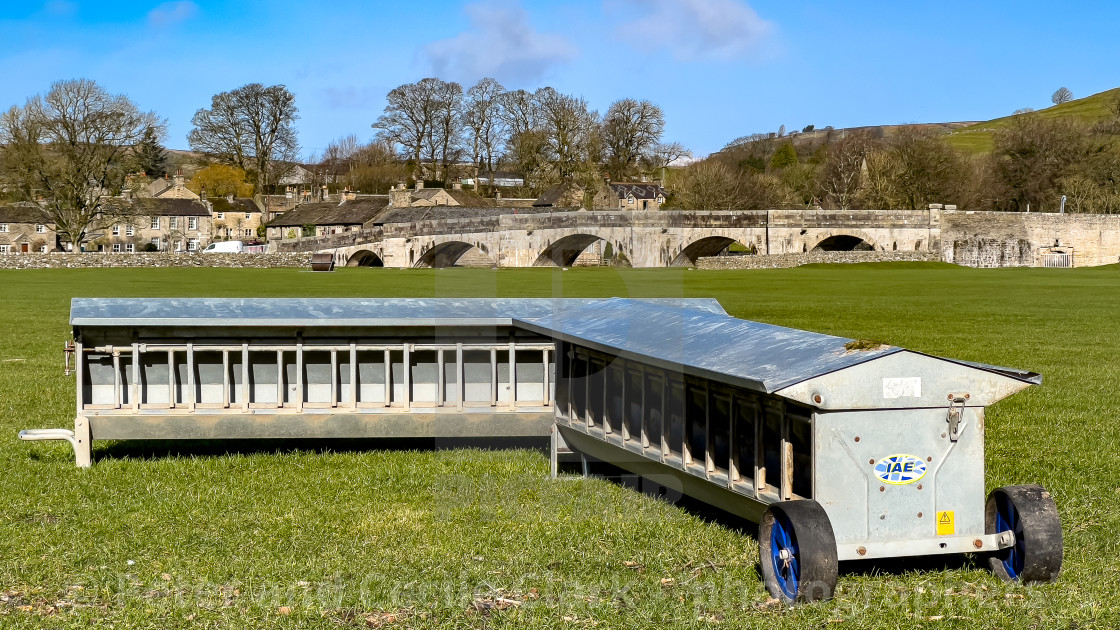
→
(696, 251, 937, 270)
(0, 253, 312, 269)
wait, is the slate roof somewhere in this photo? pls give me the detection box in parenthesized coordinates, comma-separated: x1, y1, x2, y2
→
(116, 198, 211, 217)
(533, 182, 582, 207)
(266, 197, 389, 228)
(0, 203, 52, 224)
(609, 183, 666, 201)
(208, 197, 260, 215)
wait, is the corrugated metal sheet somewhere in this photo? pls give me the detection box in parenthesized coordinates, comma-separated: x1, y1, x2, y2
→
(517, 298, 903, 393)
(70, 297, 727, 328)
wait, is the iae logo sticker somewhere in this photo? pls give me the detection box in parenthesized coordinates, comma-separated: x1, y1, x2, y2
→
(873, 454, 927, 485)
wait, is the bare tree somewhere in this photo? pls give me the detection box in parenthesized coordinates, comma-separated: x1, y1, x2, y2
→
(602, 98, 664, 179)
(188, 83, 300, 194)
(667, 160, 745, 210)
(535, 87, 599, 179)
(374, 78, 464, 182)
(989, 115, 1087, 211)
(820, 132, 872, 209)
(0, 79, 162, 249)
(463, 78, 506, 193)
(1051, 87, 1073, 106)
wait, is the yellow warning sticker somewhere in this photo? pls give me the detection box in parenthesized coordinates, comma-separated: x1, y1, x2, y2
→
(937, 511, 955, 536)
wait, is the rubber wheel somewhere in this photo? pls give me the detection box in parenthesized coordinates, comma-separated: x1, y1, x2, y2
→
(986, 484, 1063, 583)
(759, 500, 838, 604)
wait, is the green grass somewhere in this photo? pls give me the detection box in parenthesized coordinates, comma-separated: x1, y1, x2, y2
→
(1, 264, 1119, 628)
(947, 87, 1120, 154)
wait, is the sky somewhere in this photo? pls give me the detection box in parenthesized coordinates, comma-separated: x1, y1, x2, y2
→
(2, 0, 1119, 159)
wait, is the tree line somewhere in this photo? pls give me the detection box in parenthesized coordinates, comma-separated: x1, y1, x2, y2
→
(670, 103, 1120, 214)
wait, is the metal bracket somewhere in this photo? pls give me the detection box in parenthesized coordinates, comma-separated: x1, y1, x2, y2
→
(63, 339, 76, 376)
(946, 395, 967, 442)
(19, 428, 78, 450)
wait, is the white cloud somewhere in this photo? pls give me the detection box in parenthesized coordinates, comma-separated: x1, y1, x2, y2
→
(147, 1, 198, 27)
(422, 1, 578, 84)
(616, 0, 774, 61)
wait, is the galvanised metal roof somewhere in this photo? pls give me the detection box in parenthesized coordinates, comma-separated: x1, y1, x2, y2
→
(514, 298, 1039, 394)
(70, 297, 727, 328)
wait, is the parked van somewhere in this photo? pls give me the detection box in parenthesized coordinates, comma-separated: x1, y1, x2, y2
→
(202, 241, 244, 253)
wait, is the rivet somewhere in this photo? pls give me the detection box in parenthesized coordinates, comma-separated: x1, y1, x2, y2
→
(879, 486, 885, 492)
(857, 546, 867, 556)
(927, 456, 932, 462)
(965, 393, 971, 399)
(941, 432, 947, 438)
(973, 539, 984, 549)
(917, 512, 923, 518)
(813, 394, 822, 404)
(854, 436, 860, 442)
(947, 393, 953, 400)
(917, 484, 923, 490)
(880, 514, 886, 520)
(869, 459, 875, 464)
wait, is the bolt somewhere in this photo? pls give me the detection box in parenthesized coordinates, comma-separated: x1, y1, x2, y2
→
(973, 539, 984, 549)
(813, 394, 822, 404)
(947, 393, 953, 400)
(941, 432, 947, 438)
(854, 436, 860, 442)
(869, 459, 875, 464)
(917, 484, 923, 490)
(965, 393, 971, 399)
(879, 486, 885, 492)
(917, 512, 923, 518)
(857, 546, 867, 556)
(927, 456, 932, 462)
(880, 514, 886, 520)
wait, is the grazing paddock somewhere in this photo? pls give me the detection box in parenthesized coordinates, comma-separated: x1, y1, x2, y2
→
(1, 264, 1117, 628)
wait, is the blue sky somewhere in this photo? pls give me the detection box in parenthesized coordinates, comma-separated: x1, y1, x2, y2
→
(2, 0, 1118, 158)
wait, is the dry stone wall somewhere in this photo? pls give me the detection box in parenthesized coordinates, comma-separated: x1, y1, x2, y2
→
(697, 251, 937, 270)
(0, 253, 312, 269)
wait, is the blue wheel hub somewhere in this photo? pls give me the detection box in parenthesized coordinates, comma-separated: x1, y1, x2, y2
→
(994, 493, 1026, 579)
(770, 513, 800, 599)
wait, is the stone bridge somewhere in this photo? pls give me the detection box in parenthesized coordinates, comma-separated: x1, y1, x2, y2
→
(280, 209, 942, 268)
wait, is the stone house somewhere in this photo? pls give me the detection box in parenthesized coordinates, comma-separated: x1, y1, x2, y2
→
(532, 182, 587, 208)
(138, 173, 200, 200)
(0, 203, 57, 253)
(100, 198, 213, 252)
(264, 197, 389, 241)
(387, 181, 491, 208)
(209, 196, 264, 241)
(593, 182, 668, 211)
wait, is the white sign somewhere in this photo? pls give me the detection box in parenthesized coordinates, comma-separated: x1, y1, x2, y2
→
(883, 377, 921, 399)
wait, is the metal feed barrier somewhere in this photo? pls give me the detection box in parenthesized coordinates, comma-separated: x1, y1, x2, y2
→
(20, 297, 1062, 603)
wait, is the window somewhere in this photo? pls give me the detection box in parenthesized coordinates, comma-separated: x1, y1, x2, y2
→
(125, 225, 134, 237)
(150, 217, 160, 230)
(188, 217, 198, 231)
(215, 212, 225, 220)
(39, 245, 47, 253)
(175, 240, 183, 252)
(112, 243, 121, 253)
(627, 196, 634, 205)
(125, 243, 135, 253)
(188, 239, 199, 251)
(151, 237, 161, 251)
(0, 224, 7, 233)
(35, 224, 45, 233)
(0, 245, 9, 253)
(170, 217, 179, 230)
(112, 224, 120, 236)
(245, 212, 251, 219)
(244, 228, 252, 237)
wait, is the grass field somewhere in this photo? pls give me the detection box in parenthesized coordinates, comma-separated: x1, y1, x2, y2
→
(946, 87, 1120, 154)
(1, 264, 1119, 628)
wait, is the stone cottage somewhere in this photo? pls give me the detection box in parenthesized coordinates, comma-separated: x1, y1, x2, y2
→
(0, 202, 57, 253)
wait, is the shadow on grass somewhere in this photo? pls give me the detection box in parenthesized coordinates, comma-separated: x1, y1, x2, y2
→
(567, 458, 985, 580)
(95, 436, 551, 462)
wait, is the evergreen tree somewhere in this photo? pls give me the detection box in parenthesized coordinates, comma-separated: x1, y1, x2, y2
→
(134, 127, 167, 178)
(770, 142, 799, 169)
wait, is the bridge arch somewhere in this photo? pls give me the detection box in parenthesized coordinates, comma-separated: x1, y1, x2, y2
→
(346, 249, 384, 267)
(810, 230, 882, 252)
(413, 240, 497, 268)
(534, 234, 613, 267)
(669, 236, 751, 267)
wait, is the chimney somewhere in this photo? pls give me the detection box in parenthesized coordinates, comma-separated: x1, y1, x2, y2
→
(226, 193, 234, 203)
(389, 185, 411, 208)
(200, 185, 206, 199)
(452, 181, 462, 191)
(414, 180, 424, 190)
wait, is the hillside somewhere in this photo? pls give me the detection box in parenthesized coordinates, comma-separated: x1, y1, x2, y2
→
(946, 87, 1120, 153)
